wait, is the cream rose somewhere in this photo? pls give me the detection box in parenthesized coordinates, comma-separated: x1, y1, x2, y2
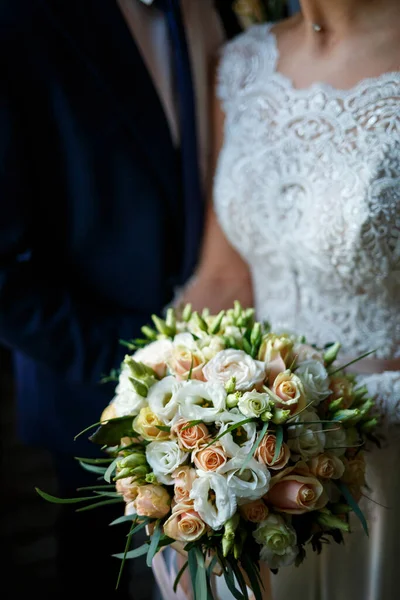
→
(267, 467, 328, 515)
(108, 364, 147, 417)
(147, 376, 181, 425)
(259, 334, 294, 385)
(133, 407, 170, 441)
(238, 391, 273, 419)
(167, 333, 206, 381)
(135, 484, 171, 519)
(146, 440, 187, 485)
(295, 360, 331, 405)
(293, 343, 324, 365)
(215, 410, 257, 458)
(171, 418, 210, 450)
(324, 423, 347, 457)
(240, 499, 269, 523)
(172, 466, 197, 503)
(192, 443, 227, 472)
(219, 456, 271, 504)
(133, 339, 173, 378)
(255, 433, 290, 470)
(116, 476, 140, 503)
(163, 503, 207, 542)
(174, 380, 226, 423)
(203, 349, 266, 392)
(269, 370, 307, 416)
(308, 453, 345, 480)
(190, 472, 237, 530)
(254, 514, 298, 569)
(287, 409, 326, 460)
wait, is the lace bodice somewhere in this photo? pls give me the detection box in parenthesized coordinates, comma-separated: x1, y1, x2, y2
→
(214, 24, 400, 363)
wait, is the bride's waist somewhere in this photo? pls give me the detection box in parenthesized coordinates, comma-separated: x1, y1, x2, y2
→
(340, 356, 400, 375)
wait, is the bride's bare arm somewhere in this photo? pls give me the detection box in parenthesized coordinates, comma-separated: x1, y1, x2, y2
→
(177, 69, 253, 314)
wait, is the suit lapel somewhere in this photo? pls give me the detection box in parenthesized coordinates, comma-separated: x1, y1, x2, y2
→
(41, 0, 177, 198)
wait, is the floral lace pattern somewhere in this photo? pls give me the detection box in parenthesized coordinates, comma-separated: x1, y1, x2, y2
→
(214, 24, 400, 427)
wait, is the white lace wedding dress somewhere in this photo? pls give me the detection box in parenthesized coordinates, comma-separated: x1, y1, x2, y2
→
(212, 23, 400, 600)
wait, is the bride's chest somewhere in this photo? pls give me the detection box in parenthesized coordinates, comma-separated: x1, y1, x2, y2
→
(214, 83, 400, 279)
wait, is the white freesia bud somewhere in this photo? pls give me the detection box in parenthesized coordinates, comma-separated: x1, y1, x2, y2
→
(219, 457, 271, 504)
(287, 409, 326, 460)
(147, 376, 182, 425)
(254, 514, 298, 569)
(146, 441, 187, 485)
(203, 349, 266, 392)
(215, 410, 257, 457)
(190, 472, 237, 530)
(238, 391, 273, 418)
(295, 360, 331, 405)
(109, 364, 147, 417)
(174, 380, 226, 423)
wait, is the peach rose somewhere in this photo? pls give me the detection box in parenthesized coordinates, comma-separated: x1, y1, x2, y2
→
(168, 333, 206, 381)
(192, 444, 227, 472)
(171, 419, 210, 450)
(163, 503, 207, 542)
(172, 466, 197, 503)
(328, 375, 354, 409)
(259, 334, 294, 385)
(267, 467, 328, 515)
(133, 407, 170, 441)
(116, 476, 140, 503)
(240, 499, 269, 523)
(308, 453, 345, 480)
(271, 370, 306, 415)
(133, 339, 172, 378)
(135, 484, 171, 519)
(255, 433, 290, 470)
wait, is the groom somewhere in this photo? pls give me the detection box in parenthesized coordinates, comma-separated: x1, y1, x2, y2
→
(0, 0, 242, 597)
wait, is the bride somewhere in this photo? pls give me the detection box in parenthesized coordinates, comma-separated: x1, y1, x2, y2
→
(154, 0, 400, 598)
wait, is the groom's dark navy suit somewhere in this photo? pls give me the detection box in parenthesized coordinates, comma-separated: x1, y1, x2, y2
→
(0, 0, 241, 595)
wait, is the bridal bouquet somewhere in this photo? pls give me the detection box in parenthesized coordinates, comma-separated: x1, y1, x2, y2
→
(37, 303, 378, 600)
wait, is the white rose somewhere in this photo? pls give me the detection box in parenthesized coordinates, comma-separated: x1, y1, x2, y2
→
(254, 514, 298, 569)
(295, 360, 331, 405)
(203, 349, 266, 392)
(147, 376, 181, 425)
(324, 423, 347, 457)
(238, 391, 273, 418)
(215, 410, 257, 458)
(190, 472, 237, 530)
(133, 339, 173, 378)
(293, 343, 324, 364)
(174, 380, 226, 423)
(146, 440, 187, 485)
(110, 364, 147, 417)
(287, 409, 326, 460)
(219, 457, 271, 504)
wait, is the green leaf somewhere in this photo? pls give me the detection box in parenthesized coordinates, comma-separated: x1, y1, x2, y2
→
(272, 425, 283, 465)
(187, 354, 194, 381)
(104, 457, 120, 483)
(336, 482, 369, 537)
(76, 484, 114, 492)
(241, 555, 263, 600)
(89, 416, 135, 446)
(188, 548, 199, 600)
(74, 420, 104, 440)
(222, 560, 244, 600)
(127, 518, 152, 538)
(115, 519, 136, 590)
(74, 456, 114, 464)
(75, 498, 123, 512)
(195, 548, 208, 600)
(329, 349, 378, 376)
(156, 425, 171, 433)
(146, 520, 162, 567)
(78, 461, 107, 475)
(230, 558, 249, 600)
(113, 543, 149, 560)
(204, 418, 256, 449)
(182, 420, 205, 431)
(240, 421, 269, 474)
(109, 514, 137, 526)
(35, 488, 95, 504)
(207, 555, 219, 578)
(93, 491, 123, 498)
(173, 560, 189, 593)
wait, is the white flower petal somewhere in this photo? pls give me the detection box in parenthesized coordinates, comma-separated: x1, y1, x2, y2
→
(174, 380, 226, 423)
(147, 376, 182, 425)
(111, 365, 147, 417)
(190, 472, 236, 530)
(146, 441, 187, 485)
(219, 456, 270, 503)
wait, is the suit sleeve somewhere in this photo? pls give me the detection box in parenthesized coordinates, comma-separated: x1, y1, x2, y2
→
(0, 58, 152, 385)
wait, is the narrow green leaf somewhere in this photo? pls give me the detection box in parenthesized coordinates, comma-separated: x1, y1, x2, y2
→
(329, 349, 378, 376)
(74, 456, 114, 465)
(204, 418, 256, 449)
(146, 520, 162, 567)
(35, 488, 95, 504)
(76, 484, 114, 492)
(188, 548, 199, 600)
(94, 491, 123, 499)
(173, 560, 189, 593)
(104, 457, 120, 483)
(195, 548, 208, 600)
(230, 558, 249, 600)
(113, 543, 149, 560)
(272, 425, 283, 465)
(74, 420, 103, 441)
(126, 518, 152, 537)
(75, 498, 122, 512)
(182, 420, 205, 431)
(336, 482, 369, 537)
(222, 560, 244, 600)
(240, 421, 269, 474)
(109, 514, 137, 526)
(241, 555, 263, 600)
(78, 461, 107, 475)
(207, 555, 219, 578)
(115, 519, 136, 590)
(155, 425, 171, 433)
(89, 416, 135, 446)
(187, 354, 194, 381)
